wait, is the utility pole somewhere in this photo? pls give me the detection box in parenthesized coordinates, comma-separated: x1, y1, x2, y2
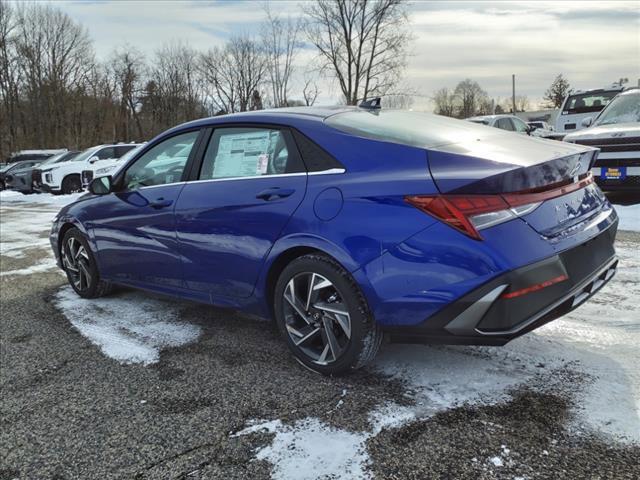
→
(512, 74, 516, 114)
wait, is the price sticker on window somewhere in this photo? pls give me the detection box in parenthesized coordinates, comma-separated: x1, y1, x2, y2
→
(257, 154, 269, 174)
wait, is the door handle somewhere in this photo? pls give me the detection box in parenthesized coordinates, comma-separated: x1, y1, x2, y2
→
(256, 187, 295, 201)
(149, 198, 173, 209)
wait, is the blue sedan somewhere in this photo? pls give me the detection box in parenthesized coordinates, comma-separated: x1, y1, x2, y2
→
(50, 105, 618, 374)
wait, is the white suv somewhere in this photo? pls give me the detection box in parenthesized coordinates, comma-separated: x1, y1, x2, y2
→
(554, 85, 625, 136)
(36, 144, 141, 194)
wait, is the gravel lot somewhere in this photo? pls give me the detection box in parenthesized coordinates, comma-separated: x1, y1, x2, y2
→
(1, 192, 639, 480)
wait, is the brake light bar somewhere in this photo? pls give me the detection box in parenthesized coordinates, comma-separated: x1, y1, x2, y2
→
(405, 174, 594, 240)
(501, 274, 569, 299)
(502, 173, 594, 207)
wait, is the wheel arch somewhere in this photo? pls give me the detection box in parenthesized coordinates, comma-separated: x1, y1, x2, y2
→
(61, 173, 81, 191)
(259, 235, 373, 320)
(264, 246, 323, 319)
(56, 218, 91, 258)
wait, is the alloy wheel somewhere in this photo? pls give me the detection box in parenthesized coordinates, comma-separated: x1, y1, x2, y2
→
(282, 272, 352, 365)
(63, 237, 92, 291)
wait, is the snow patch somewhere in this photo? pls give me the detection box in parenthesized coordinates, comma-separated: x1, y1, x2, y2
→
(234, 418, 369, 480)
(616, 203, 640, 232)
(0, 190, 84, 205)
(0, 258, 59, 276)
(54, 287, 201, 365)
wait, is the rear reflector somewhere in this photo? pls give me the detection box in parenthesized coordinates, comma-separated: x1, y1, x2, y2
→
(500, 274, 569, 299)
(405, 173, 594, 240)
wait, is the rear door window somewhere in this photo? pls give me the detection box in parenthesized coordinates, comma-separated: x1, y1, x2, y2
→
(96, 147, 116, 160)
(115, 145, 136, 157)
(495, 118, 514, 131)
(512, 118, 529, 133)
(199, 127, 304, 180)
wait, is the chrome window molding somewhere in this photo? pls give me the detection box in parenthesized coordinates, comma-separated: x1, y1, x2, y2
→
(128, 168, 346, 191)
(189, 168, 346, 185)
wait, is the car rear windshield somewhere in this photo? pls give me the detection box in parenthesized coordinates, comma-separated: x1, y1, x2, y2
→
(325, 110, 493, 149)
(562, 91, 619, 114)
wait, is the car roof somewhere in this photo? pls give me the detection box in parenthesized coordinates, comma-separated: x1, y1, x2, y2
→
(571, 85, 625, 94)
(617, 88, 640, 97)
(168, 106, 358, 132)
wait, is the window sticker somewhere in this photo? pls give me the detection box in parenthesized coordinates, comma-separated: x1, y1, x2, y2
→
(256, 154, 269, 174)
(213, 131, 274, 178)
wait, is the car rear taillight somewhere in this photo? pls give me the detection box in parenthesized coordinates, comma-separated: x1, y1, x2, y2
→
(406, 174, 594, 240)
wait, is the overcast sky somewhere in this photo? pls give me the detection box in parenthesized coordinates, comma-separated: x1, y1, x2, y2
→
(58, 0, 640, 110)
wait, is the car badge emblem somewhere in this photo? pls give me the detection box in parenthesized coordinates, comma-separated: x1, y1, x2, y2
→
(569, 161, 581, 177)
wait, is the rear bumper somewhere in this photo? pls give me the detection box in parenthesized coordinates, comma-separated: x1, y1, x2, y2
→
(383, 223, 618, 345)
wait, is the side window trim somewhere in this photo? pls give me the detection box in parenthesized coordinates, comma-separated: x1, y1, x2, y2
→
(184, 127, 213, 182)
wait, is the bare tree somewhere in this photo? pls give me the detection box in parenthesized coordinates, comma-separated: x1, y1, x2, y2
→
(543, 74, 571, 108)
(432, 87, 457, 117)
(515, 95, 529, 112)
(200, 45, 237, 114)
(302, 77, 320, 106)
(148, 42, 205, 129)
(304, 0, 411, 105)
(454, 79, 488, 118)
(262, 5, 301, 108)
(110, 45, 146, 140)
(12, 2, 94, 149)
(200, 35, 267, 114)
(0, 0, 19, 156)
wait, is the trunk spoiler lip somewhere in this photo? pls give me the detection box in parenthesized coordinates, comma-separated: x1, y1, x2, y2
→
(428, 149, 598, 196)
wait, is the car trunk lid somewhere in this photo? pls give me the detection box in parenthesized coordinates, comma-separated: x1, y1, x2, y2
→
(426, 135, 610, 238)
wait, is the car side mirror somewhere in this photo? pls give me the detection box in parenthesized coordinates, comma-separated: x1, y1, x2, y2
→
(581, 117, 593, 128)
(89, 176, 112, 195)
(88, 156, 99, 164)
(527, 125, 537, 133)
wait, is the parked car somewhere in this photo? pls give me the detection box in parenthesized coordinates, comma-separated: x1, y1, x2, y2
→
(554, 85, 625, 136)
(466, 114, 534, 134)
(4, 149, 66, 165)
(564, 89, 640, 192)
(526, 121, 557, 139)
(1, 159, 48, 190)
(36, 144, 141, 194)
(51, 106, 618, 375)
(81, 144, 146, 189)
(5, 151, 80, 194)
(528, 121, 553, 131)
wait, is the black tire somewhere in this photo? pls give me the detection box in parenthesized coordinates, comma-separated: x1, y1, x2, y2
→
(273, 254, 383, 375)
(61, 228, 112, 299)
(61, 175, 82, 194)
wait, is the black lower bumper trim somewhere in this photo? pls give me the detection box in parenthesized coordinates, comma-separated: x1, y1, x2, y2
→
(383, 224, 618, 346)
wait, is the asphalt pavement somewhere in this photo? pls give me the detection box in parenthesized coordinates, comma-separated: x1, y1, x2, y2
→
(1, 197, 638, 480)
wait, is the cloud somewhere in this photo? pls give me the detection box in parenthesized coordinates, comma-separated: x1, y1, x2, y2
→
(56, 0, 639, 110)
